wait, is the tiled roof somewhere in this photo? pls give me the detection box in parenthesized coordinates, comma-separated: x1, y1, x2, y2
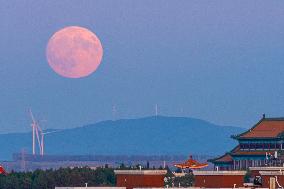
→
(174, 156, 208, 169)
(210, 145, 268, 163)
(231, 150, 267, 156)
(236, 118, 284, 139)
(230, 146, 267, 156)
(208, 153, 233, 163)
(213, 153, 233, 163)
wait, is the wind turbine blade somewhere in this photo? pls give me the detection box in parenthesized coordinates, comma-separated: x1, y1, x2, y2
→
(35, 124, 42, 154)
(29, 108, 36, 124)
(29, 108, 36, 155)
(42, 129, 63, 135)
(43, 130, 58, 135)
(41, 133, 44, 156)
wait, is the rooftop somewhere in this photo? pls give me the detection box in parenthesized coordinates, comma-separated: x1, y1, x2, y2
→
(235, 117, 284, 139)
(209, 145, 269, 163)
(208, 153, 233, 163)
(230, 145, 268, 156)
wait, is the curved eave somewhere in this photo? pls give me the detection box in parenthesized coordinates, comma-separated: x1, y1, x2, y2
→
(208, 153, 232, 163)
(234, 118, 264, 139)
(207, 159, 216, 163)
(235, 137, 283, 140)
(231, 154, 266, 157)
(208, 156, 222, 163)
(211, 161, 233, 164)
(231, 135, 238, 139)
(235, 117, 284, 140)
(208, 159, 233, 164)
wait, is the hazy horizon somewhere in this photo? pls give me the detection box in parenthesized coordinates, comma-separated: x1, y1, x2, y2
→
(0, 114, 248, 134)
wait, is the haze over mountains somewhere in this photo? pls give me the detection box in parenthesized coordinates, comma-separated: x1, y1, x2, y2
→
(0, 116, 245, 160)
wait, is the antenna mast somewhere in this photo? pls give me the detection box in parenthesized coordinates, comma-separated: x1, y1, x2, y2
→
(155, 104, 158, 116)
(112, 105, 117, 120)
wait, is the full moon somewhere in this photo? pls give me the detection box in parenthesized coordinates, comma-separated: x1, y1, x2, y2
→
(46, 26, 103, 78)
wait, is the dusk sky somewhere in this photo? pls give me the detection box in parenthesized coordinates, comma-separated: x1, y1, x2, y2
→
(1, 1, 284, 133)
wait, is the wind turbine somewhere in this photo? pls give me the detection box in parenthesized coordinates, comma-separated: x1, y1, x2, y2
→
(29, 109, 37, 155)
(39, 130, 59, 156)
(38, 120, 61, 156)
(29, 109, 44, 156)
(29, 109, 61, 156)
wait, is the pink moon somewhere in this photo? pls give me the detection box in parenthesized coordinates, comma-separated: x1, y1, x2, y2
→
(46, 26, 103, 78)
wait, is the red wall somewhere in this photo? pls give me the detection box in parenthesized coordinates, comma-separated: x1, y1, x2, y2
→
(116, 174, 165, 189)
(195, 175, 244, 188)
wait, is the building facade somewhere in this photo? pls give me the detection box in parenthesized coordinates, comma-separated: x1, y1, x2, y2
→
(114, 170, 167, 189)
(193, 170, 246, 188)
(210, 115, 284, 170)
(193, 167, 284, 188)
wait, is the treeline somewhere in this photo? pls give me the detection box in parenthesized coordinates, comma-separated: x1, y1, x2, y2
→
(13, 153, 191, 162)
(0, 167, 115, 189)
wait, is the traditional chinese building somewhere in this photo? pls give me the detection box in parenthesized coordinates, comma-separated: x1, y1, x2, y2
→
(174, 155, 208, 169)
(210, 115, 284, 170)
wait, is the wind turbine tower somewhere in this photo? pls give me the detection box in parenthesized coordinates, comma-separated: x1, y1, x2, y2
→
(29, 109, 37, 155)
(39, 130, 58, 156)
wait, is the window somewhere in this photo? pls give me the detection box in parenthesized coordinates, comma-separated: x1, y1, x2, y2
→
(256, 143, 262, 149)
(270, 143, 276, 149)
(250, 143, 255, 149)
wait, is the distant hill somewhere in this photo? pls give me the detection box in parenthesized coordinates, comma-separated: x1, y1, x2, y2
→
(0, 116, 245, 160)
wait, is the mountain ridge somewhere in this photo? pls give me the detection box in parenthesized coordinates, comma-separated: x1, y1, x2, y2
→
(0, 116, 245, 160)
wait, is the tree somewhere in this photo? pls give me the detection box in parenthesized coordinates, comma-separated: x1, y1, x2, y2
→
(174, 173, 194, 187)
(0, 167, 116, 189)
(244, 169, 252, 183)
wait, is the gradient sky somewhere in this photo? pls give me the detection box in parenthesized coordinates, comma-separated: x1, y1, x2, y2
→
(1, 1, 284, 133)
